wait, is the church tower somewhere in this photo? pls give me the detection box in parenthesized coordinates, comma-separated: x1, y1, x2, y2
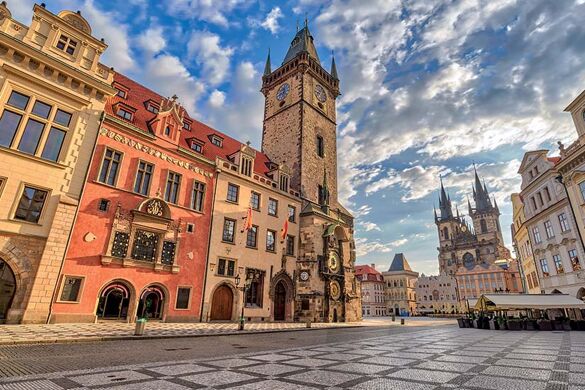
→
(260, 21, 361, 323)
(469, 167, 504, 244)
(261, 20, 340, 207)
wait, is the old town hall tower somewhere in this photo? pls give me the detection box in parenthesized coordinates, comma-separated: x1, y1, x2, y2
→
(261, 22, 361, 322)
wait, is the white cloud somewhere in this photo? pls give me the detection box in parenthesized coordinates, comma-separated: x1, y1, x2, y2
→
(358, 221, 381, 232)
(187, 31, 234, 86)
(165, 0, 251, 26)
(136, 26, 166, 54)
(208, 90, 226, 108)
(355, 237, 408, 257)
(143, 54, 205, 115)
(260, 7, 284, 34)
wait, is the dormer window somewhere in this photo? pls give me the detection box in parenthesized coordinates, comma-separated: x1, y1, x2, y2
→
(115, 89, 127, 98)
(56, 34, 77, 55)
(183, 121, 191, 131)
(240, 156, 253, 177)
(146, 103, 159, 114)
(116, 107, 133, 121)
(211, 135, 223, 147)
(279, 174, 289, 192)
(190, 141, 203, 154)
(164, 126, 171, 136)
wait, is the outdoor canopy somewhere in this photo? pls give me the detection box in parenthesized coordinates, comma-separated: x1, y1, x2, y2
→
(475, 293, 585, 311)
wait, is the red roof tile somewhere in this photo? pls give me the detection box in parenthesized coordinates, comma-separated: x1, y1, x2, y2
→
(547, 156, 561, 165)
(355, 265, 383, 281)
(108, 72, 274, 176)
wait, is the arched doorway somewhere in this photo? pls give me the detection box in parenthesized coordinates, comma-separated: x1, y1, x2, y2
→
(333, 308, 338, 322)
(97, 282, 131, 320)
(0, 259, 16, 324)
(577, 288, 585, 301)
(210, 285, 233, 321)
(394, 305, 400, 316)
(137, 286, 165, 320)
(274, 281, 286, 321)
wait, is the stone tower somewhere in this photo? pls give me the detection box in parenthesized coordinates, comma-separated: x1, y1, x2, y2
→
(261, 21, 340, 207)
(469, 167, 504, 244)
(261, 22, 361, 323)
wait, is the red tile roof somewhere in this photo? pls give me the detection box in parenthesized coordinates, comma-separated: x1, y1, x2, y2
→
(108, 72, 274, 176)
(547, 156, 561, 165)
(355, 265, 383, 281)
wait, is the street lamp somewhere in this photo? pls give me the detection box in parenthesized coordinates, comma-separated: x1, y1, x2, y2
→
(235, 272, 252, 331)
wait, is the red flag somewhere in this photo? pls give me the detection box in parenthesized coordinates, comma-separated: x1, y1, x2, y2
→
(243, 207, 253, 231)
(281, 218, 288, 241)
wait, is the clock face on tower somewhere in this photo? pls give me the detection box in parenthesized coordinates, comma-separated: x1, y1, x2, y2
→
(328, 252, 340, 273)
(314, 84, 327, 103)
(276, 83, 290, 101)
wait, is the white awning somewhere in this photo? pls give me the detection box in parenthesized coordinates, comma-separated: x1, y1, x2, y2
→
(475, 293, 585, 311)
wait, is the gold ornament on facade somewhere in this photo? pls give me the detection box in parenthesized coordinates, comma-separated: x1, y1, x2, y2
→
(145, 199, 164, 217)
(330, 280, 341, 300)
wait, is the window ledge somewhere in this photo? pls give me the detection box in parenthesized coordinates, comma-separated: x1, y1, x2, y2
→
(0, 145, 67, 168)
(101, 256, 179, 273)
(221, 240, 236, 245)
(225, 200, 239, 205)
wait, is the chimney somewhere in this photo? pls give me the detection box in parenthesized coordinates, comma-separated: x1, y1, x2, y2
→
(371, 263, 376, 269)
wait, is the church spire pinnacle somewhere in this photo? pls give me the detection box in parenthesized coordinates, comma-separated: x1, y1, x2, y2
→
(331, 51, 338, 80)
(438, 175, 453, 220)
(263, 48, 271, 76)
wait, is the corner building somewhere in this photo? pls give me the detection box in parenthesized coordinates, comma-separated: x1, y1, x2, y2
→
(261, 24, 361, 322)
(50, 74, 215, 323)
(0, 4, 115, 323)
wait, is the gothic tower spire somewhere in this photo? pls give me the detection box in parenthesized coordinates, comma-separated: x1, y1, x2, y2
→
(331, 52, 338, 80)
(263, 48, 271, 76)
(438, 176, 453, 220)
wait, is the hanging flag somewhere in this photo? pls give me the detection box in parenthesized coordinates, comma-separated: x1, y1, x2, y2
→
(281, 218, 289, 242)
(243, 207, 253, 231)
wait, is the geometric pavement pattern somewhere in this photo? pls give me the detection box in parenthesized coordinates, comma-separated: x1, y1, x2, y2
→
(0, 322, 361, 345)
(0, 327, 581, 389)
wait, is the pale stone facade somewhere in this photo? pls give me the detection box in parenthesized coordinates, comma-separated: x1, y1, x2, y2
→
(511, 193, 541, 294)
(356, 264, 386, 317)
(0, 4, 114, 323)
(455, 260, 522, 305)
(518, 150, 585, 297)
(415, 274, 458, 315)
(260, 25, 361, 322)
(383, 254, 418, 316)
(202, 148, 301, 322)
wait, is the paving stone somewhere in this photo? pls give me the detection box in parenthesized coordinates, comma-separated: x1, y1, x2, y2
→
(205, 358, 259, 368)
(495, 358, 556, 370)
(360, 356, 417, 366)
(386, 368, 459, 383)
(284, 370, 360, 386)
(228, 379, 318, 389)
(464, 375, 546, 390)
(284, 358, 338, 367)
(351, 378, 436, 390)
(415, 361, 476, 373)
(481, 365, 551, 381)
(0, 380, 64, 390)
(326, 362, 390, 375)
(104, 379, 191, 389)
(181, 371, 257, 386)
(68, 370, 152, 386)
(147, 363, 211, 376)
(237, 364, 303, 376)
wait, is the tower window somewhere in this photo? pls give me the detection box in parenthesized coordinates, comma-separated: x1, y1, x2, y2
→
(164, 126, 171, 136)
(316, 135, 324, 157)
(443, 227, 449, 239)
(480, 219, 488, 234)
(240, 156, 253, 177)
(279, 174, 289, 192)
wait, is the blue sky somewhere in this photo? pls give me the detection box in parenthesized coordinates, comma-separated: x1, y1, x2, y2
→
(12, 0, 585, 275)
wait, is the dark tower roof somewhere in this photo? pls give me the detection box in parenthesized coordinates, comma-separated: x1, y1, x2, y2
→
(473, 166, 493, 212)
(263, 49, 271, 76)
(438, 176, 454, 220)
(282, 21, 320, 65)
(330, 53, 338, 79)
(388, 253, 412, 272)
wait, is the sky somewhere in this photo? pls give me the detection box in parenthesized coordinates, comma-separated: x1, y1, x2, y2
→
(12, 0, 585, 275)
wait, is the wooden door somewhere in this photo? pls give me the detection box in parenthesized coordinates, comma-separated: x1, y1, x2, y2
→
(274, 282, 286, 321)
(210, 285, 233, 321)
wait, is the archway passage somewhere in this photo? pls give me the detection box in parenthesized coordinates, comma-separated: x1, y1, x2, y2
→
(274, 281, 287, 321)
(97, 282, 131, 320)
(0, 259, 16, 324)
(578, 288, 585, 301)
(210, 285, 233, 321)
(137, 286, 165, 320)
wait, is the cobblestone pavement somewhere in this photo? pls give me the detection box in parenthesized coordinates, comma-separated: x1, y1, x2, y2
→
(0, 326, 582, 389)
(0, 317, 453, 345)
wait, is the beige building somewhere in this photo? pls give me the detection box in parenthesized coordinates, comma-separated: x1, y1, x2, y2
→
(383, 253, 418, 316)
(518, 150, 585, 297)
(511, 193, 541, 293)
(415, 274, 458, 315)
(202, 143, 301, 322)
(455, 260, 522, 306)
(355, 264, 386, 317)
(0, 4, 114, 323)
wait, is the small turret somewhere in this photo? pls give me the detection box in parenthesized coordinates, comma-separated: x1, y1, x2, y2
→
(331, 52, 338, 80)
(263, 49, 271, 76)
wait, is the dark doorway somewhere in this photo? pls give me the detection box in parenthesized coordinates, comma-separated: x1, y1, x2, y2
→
(210, 285, 233, 321)
(97, 282, 130, 320)
(0, 259, 16, 324)
(137, 286, 164, 320)
(274, 281, 286, 321)
(395, 307, 400, 316)
(333, 308, 338, 322)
